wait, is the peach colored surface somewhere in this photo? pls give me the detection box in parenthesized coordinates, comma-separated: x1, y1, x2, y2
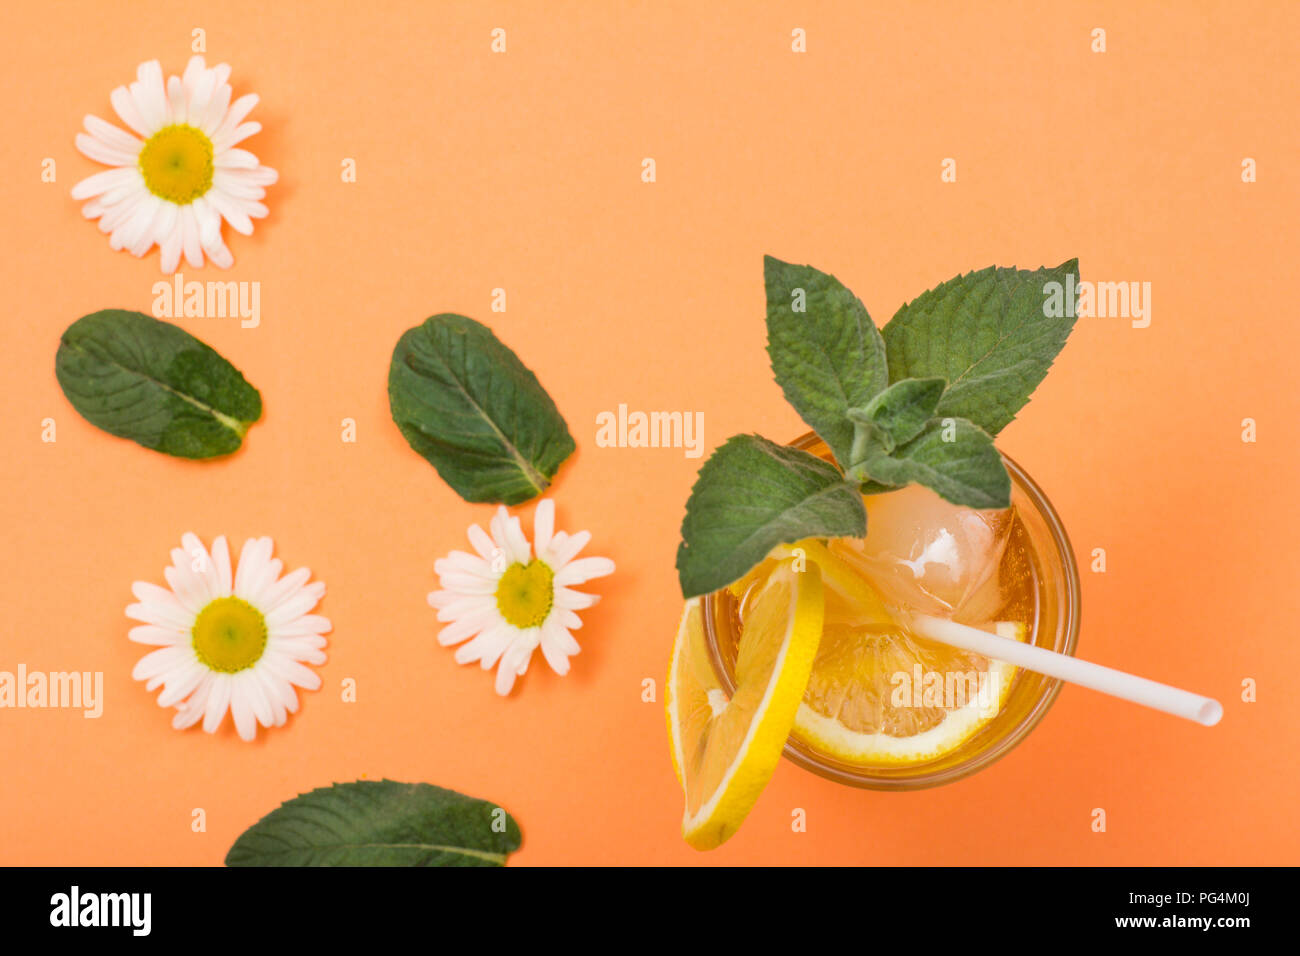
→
(1, 1, 1296, 866)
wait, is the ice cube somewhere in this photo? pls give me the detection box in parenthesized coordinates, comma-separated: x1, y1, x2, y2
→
(830, 484, 1012, 619)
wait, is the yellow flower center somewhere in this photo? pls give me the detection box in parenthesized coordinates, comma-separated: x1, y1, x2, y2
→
(192, 596, 268, 673)
(138, 124, 214, 203)
(495, 560, 555, 629)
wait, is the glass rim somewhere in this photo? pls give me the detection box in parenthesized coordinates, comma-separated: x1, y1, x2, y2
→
(702, 432, 1082, 791)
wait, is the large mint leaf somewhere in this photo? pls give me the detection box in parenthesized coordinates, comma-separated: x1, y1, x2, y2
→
(55, 309, 261, 459)
(677, 434, 865, 598)
(388, 314, 575, 505)
(765, 256, 888, 467)
(226, 780, 522, 867)
(862, 418, 1010, 509)
(882, 260, 1079, 436)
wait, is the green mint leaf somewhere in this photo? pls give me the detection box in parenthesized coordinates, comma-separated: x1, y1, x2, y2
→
(764, 256, 888, 467)
(225, 780, 522, 867)
(882, 259, 1080, 436)
(388, 314, 575, 505)
(862, 417, 1010, 509)
(55, 309, 262, 459)
(677, 434, 866, 598)
(848, 376, 946, 454)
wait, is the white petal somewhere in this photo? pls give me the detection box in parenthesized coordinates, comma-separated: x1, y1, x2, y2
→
(166, 75, 187, 124)
(127, 582, 195, 629)
(95, 194, 140, 233)
(438, 550, 492, 576)
(83, 114, 142, 152)
(129, 624, 183, 646)
(192, 195, 221, 244)
(75, 132, 137, 167)
(202, 676, 232, 732)
(110, 194, 160, 252)
(438, 610, 493, 647)
(263, 654, 321, 691)
(251, 668, 290, 725)
(132, 61, 168, 134)
(265, 585, 326, 628)
(159, 224, 183, 274)
(269, 614, 332, 637)
(436, 571, 498, 595)
(539, 620, 574, 676)
(494, 660, 519, 696)
(199, 73, 233, 134)
(427, 589, 461, 610)
(230, 684, 257, 741)
(269, 638, 327, 665)
(186, 67, 218, 129)
(454, 622, 514, 665)
(215, 147, 259, 169)
(163, 565, 205, 615)
(211, 535, 233, 596)
(132, 645, 188, 681)
(156, 663, 205, 708)
(533, 499, 555, 556)
(432, 594, 494, 621)
(474, 623, 516, 670)
(180, 205, 205, 268)
(465, 524, 496, 560)
(179, 532, 218, 604)
(554, 587, 599, 611)
(546, 529, 592, 568)
(212, 171, 266, 200)
(174, 691, 209, 728)
(554, 556, 616, 587)
(181, 55, 207, 94)
(214, 120, 261, 151)
(258, 566, 311, 611)
(243, 674, 275, 728)
(501, 510, 531, 563)
(222, 165, 278, 187)
(127, 199, 169, 257)
(70, 166, 138, 200)
(214, 93, 259, 138)
(200, 222, 234, 269)
(110, 85, 150, 137)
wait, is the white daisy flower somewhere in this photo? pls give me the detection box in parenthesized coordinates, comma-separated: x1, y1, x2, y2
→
(428, 500, 615, 696)
(71, 57, 277, 272)
(126, 533, 329, 741)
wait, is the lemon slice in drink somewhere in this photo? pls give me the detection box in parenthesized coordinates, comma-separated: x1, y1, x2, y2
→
(793, 618, 1026, 764)
(666, 561, 824, 850)
(728, 538, 892, 626)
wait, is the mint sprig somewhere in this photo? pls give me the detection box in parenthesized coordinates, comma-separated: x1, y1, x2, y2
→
(676, 256, 1078, 598)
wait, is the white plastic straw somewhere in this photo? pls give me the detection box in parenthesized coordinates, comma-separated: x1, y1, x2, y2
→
(908, 613, 1223, 726)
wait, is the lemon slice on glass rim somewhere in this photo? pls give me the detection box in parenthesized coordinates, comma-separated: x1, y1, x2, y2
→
(665, 560, 824, 851)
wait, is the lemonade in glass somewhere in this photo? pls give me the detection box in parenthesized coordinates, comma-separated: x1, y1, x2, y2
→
(701, 433, 1079, 791)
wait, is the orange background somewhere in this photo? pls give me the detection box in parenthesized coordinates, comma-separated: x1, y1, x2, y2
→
(1, 1, 1296, 866)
